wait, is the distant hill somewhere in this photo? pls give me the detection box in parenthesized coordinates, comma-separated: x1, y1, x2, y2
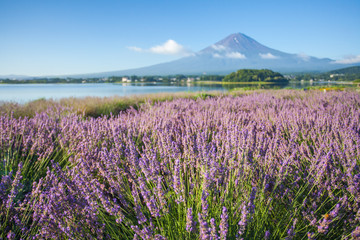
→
(328, 66, 360, 74)
(223, 69, 288, 82)
(316, 66, 360, 81)
(0, 74, 34, 80)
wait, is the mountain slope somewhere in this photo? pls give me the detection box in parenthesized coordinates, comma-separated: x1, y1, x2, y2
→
(89, 33, 344, 77)
(5, 33, 355, 79)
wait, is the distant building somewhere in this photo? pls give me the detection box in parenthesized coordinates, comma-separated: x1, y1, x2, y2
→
(122, 77, 131, 82)
(330, 74, 344, 78)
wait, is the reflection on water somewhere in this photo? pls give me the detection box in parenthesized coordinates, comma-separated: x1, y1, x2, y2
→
(0, 81, 355, 103)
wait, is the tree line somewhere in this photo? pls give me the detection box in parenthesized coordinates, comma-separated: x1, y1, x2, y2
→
(223, 69, 288, 82)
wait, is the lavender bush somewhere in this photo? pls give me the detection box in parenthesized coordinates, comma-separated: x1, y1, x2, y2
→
(0, 90, 359, 239)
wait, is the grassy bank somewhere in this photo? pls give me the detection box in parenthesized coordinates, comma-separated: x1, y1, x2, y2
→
(0, 91, 223, 118)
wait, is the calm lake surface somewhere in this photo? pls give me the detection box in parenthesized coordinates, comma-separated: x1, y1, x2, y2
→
(0, 81, 350, 103)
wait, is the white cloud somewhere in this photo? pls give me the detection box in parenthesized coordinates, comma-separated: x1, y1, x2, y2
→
(297, 53, 310, 61)
(259, 53, 278, 59)
(212, 53, 222, 58)
(211, 44, 227, 51)
(128, 39, 192, 56)
(333, 55, 360, 64)
(149, 40, 187, 55)
(127, 46, 143, 52)
(212, 51, 246, 59)
(226, 52, 246, 59)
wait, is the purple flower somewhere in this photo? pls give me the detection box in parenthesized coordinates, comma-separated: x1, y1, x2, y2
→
(186, 208, 195, 233)
(210, 218, 218, 240)
(219, 207, 228, 239)
(7, 231, 15, 240)
(198, 213, 210, 240)
(264, 230, 270, 240)
(238, 203, 248, 236)
(201, 190, 209, 219)
(351, 226, 360, 238)
(285, 218, 297, 240)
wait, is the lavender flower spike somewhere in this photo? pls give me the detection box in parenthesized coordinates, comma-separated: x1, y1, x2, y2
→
(219, 207, 228, 240)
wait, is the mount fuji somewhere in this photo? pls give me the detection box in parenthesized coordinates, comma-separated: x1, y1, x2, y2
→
(72, 33, 354, 77)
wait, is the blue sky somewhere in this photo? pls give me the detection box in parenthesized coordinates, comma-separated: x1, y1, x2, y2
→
(0, 0, 359, 76)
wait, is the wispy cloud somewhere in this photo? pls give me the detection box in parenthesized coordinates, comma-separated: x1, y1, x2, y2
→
(211, 44, 227, 51)
(333, 55, 360, 64)
(297, 53, 310, 61)
(212, 51, 246, 59)
(259, 53, 278, 59)
(127, 46, 143, 52)
(212, 53, 222, 58)
(226, 52, 246, 59)
(128, 39, 193, 56)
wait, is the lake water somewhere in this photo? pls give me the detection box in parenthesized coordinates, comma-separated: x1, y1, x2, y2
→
(0, 81, 351, 103)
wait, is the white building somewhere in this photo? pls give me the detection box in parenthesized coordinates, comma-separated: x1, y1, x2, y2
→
(122, 77, 131, 82)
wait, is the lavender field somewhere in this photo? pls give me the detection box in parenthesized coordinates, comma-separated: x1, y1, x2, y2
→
(1, 90, 360, 239)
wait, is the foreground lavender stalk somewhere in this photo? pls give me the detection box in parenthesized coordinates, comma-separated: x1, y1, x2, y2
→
(219, 207, 228, 239)
(186, 208, 194, 233)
